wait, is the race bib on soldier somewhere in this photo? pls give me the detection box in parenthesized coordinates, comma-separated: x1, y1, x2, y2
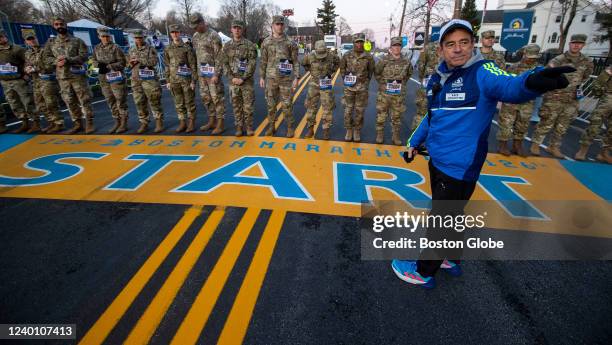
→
(105, 71, 124, 84)
(0, 63, 18, 77)
(39, 73, 56, 81)
(343, 73, 357, 87)
(138, 68, 155, 80)
(176, 65, 192, 78)
(237, 59, 247, 73)
(69, 65, 86, 75)
(576, 87, 584, 100)
(385, 80, 402, 95)
(278, 59, 293, 76)
(319, 76, 332, 90)
(199, 63, 215, 78)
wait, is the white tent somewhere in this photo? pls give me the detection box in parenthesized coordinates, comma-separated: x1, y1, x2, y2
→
(67, 19, 110, 29)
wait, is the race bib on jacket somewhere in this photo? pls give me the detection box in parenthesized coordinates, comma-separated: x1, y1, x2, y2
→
(138, 68, 155, 80)
(237, 59, 247, 73)
(39, 73, 56, 81)
(105, 71, 124, 84)
(385, 80, 402, 95)
(343, 73, 357, 87)
(0, 64, 18, 76)
(69, 65, 86, 75)
(176, 65, 192, 78)
(199, 63, 215, 78)
(278, 59, 293, 76)
(319, 76, 332, 90)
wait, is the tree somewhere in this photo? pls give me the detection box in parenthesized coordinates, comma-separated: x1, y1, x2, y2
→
(151, 10, 181, 35)
(400, 0, 451, 47)
(316, 0, 338, 35)
(460, 0, 479, 34)
(39, 0, 148, 28)
(174, 0, 200, 28)
(216, 0, 275, 42)
(556, 0, 581, 52)
(594, 1, 612, 57)
(336, 16, 352, 36)
(0, 0, 45, 23)
(38, 0, 80, 23)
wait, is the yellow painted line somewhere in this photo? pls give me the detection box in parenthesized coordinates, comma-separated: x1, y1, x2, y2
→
(311, 69, 340, 136)
(78, 205, 204, 345)
(169, 207, 261, 345)
(123, 206, 225, 344)
(295, 69, 340, 137)
(254, 72, 311, 136)
(217, 210, 287, 345)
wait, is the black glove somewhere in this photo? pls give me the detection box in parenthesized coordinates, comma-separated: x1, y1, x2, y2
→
(402, 146, 429, 164)
(525, 66, 576, 93)
(98, 62, 108, 74)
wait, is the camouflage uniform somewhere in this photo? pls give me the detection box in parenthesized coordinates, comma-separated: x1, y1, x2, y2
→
(339, 33, 375, 139)
(92, 28, 128, 133)
(479, 30, 505, 68)
(532, 41, 594, 153)
(43, 31, 94, 133)
(374, 37, 413, 145)
(191, 16, 225, 126)
(497, 50, 540, 142)
(0, 30, 35, 132)
(24, 40, 63, 129)
(220, 21, 258, 135)
(579, 69, 611, 153)
(127, 32, 164, 129)
(163, 28, 197, 123)
(260, 15, 300, 136)
(414, 43, 438, 131)
(302, 40, 340, 139)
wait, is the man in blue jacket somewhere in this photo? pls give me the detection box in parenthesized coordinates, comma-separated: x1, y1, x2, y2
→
(391, 19, 573, 288)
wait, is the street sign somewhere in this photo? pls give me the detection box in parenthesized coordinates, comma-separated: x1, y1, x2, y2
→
(414, 32, 425, 46)
(401, 36, 408, 47)
(500, 10, 534, 52)
(431, 26, 441, 42)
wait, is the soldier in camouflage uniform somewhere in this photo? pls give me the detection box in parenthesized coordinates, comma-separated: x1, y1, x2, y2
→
(44, 17, 95, 134)
(220, 20, 258, 136)
(374, 37, 413, 145)
(164, 24, 197, 133)
(302, 40, 340, 140)
(339, 32, 375, 142)
(496, 44, 541, 157)
(23, 33, 64, 133)
(531, 34, 594, 158)
(0, 29, 35, 134)
(93, 27, 129, 134)
(128, 30, 165, 134)
(413, 42, 438, 132)
(575, 65, 611, 163)
(259, 15, 300, 137)
(479, 30, 505, 68)
(190, 13, 226, 134)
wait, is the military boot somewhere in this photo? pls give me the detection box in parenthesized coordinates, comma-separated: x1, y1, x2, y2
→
(345, 129, 353, 141)
(185, 118, 195, 133)
(304, 126, 314, 138)
(246, 126, 254, 136)
(374, 129, 383, 144)
(235, 126, 243, 137)
(574, 144, 589, 161)
(212, 119, 224, 135)
(286, 125, 295, 138)
(498, 140, 511, 156)
(137, 122, 148, 134)
(41, 122, 53, 133)
(200, 116, 215, 131)
(26, 119, 41, 134)
(115, 117, 128, 134)
(0, 122, 8, 134)
(530, 142, 541, 156)
(154, 118, 164, 133)
(547, 146, 565, 159)
(85, 118, 96, 134)
(392, 128, 402, 146)
(67, 119, 83, 134)
(13, 119, 29, 134)
(46, 123, 64, 134)
(322, 128, 330, 140)
(353, 128, 361, 142)
(597, 149, 612, 164)
(108, 118, 120, 134)
(511, 139, 527, 157)
(175, 119, 187, 133)
(265, 122, 276, 136)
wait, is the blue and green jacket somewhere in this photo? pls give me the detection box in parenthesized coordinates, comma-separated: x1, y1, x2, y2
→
(408, 50, 541, 182)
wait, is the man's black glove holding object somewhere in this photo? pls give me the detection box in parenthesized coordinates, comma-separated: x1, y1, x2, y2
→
(98, 62, 109, 74)
(402, 146, 429, 164)
(525, 66, 576, 93)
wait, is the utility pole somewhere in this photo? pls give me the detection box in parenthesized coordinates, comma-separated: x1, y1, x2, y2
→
(453, 0, 463, 19)
(389, 15, 393, 44)
(398, 0, 408, 38)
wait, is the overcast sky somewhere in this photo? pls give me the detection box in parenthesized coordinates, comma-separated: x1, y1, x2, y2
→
(153, 0, 499, 45)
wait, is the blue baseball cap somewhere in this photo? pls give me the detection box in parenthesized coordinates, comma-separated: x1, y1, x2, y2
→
(439, 19, 473, 44)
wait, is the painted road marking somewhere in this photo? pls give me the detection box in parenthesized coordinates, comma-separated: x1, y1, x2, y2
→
(170, 207, 261, 344)
(295, 69, 341, 138)
(124, 206, 225, 344)
(78, 205, 204, 345)
(217, 209, 286, 345)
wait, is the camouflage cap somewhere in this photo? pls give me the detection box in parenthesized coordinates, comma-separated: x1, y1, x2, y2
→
(353, 33, 366, 43)
(22, 31, 36, 40)
(231, 20, 245, 28)
(481, 30, 495, 38)
(131, 29, 145, 38)
(169, 24, 181, 33)
(190, 13, 205, 28)
(272, 15, 285, 24)
(570, 34, 587, 43)
(314, 40, 328, 59)
(523, 44, 541, 58)
(390, 36, 402, 46)
(97, 27, 111, 36)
